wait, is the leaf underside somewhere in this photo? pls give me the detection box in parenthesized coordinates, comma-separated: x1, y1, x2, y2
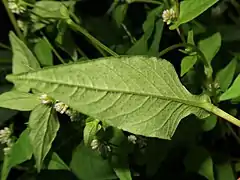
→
(7, 56, 210, 139)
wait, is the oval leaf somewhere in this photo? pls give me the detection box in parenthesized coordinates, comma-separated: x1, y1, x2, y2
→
(70, 143, 117, 180)
(34, 39, 53, 66)
(170, 0, 219, 29)
(29, 104, 60, 171)
(215, 57, 237, 91)
(6, 56, 210, 139)
(220, 74, 240, 101)
(198, 32, 222, 64)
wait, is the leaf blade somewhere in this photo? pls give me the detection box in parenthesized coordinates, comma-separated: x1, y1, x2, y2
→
(6, 56, 210, 139)
(29, 104, 60, 171)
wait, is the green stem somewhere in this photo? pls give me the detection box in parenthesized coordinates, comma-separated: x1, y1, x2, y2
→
(176, 27, 186, 43)
(132, 0, 162, 5)
(204, 103, 240, 127)
(226, 123, 240, 144)
(2, 0, 24, 41)
(121, 24, 136, 44)
(76, 47, 88, 59)
(41, 33, 66, 64)
(0, 43, 11, 50)
(67, 19, 119, 57)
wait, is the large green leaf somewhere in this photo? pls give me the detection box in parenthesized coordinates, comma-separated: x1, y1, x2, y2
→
(219, 75, 240, 101)
(1, 128, 33, 180)
(29, 104, 60, 171)
(7, 56, 211, 139)
(170, 0, 219, 29)
(9, 32, 40, 74)
(215, 57, 237, 91)
(198, 32, 221, 64)
(70, 143, 117, 180)
(0, 90, 40, 111)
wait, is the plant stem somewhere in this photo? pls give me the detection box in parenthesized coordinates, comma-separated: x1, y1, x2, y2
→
(205, 103, 240, 127)
(41, 33, 66, 64)
(0, 43, 11, 50)
(67, 19, 119, 57)
(2, 0, 25, 41)
(121, 24, 136, 44)
(176, 27, 186, 43)
(226, 123, 240, 144)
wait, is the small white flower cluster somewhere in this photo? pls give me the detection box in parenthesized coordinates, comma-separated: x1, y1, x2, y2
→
(8, 0, 26, 14)
(40, 94, 80, 121)
(162, 8, 176, 25)
(128, 135, 137, 144)
(90, 139, 111, 153)
(0, 127, 14, 156)
(17, 20, 26, 31)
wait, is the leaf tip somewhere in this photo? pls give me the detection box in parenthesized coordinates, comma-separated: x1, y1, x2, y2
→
(6, 74, 15, 83)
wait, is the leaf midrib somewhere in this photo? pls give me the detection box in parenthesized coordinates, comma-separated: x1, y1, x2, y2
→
(14, 76, 209, 110)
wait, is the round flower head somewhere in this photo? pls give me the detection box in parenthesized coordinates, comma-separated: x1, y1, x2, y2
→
(162, 8, 176, 25)
(128, 135, 137, 144)
(8, 0, 26, 14)
(0, 127, 12, 144)
(39, 94, 54, 105)
(54, 102, 69, 114)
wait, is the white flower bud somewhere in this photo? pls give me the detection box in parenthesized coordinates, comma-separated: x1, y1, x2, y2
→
(128, 135, 137, 144)
(39, 94, 53, 105)
(8, 0, 26, 14)
(54, 102, 69, 114)
(91, 139, 99, 150)
(162, 8, 176, 25)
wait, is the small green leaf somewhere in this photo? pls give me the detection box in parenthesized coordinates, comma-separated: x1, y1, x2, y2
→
(215, 57, 237, 91)
(31, 1, 73, 21)
(219, 75, 240, 101)
(202, 115, 217, 131)
(215, 162, 235, 180)
(187, 30, 195, 45)
(148, 19, 164, 56)
(9, 32, 40, 74)
(47, 152, 70, 170)
(113, 168, 132, 180)
(184, 146, 214, 180)
(170, 0, 219, 29)
(180, 55, 198, 77)
(0, 90, 40, 111)
(113, 4, 128, 27)
(34, 39, 53, 66)
(84, 119, 101, 146)
(29, 104, 60, 172)
(1, 129, 33, 180)
(6, 56, 211, 140)
(127, 6, 163, 55)
(198, 32, 221, 64)
(70, 143, 117, 180)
